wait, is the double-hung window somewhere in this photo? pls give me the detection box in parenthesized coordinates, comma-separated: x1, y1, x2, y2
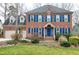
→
(64, 15, 68, 22)
(56, 28, 60, 34)
(30, 15, 34, 22)
(38, 15, 42, 22)
(20, 16, 25, 23)
(64, 28, 68, 34)
(47, 15, 51, 22)
(56, 15, 60, 22)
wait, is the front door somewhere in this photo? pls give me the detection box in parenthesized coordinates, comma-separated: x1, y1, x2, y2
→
(47, 28, 52, 36)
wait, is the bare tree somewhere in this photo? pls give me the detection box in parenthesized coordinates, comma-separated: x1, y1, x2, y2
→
(61, 3, 73, 10)
(33, 3, 42, 9)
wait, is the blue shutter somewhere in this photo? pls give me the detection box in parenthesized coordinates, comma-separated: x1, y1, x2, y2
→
(36, 15, 38, 22)
(45, 16, 47, 22)
(68, 15, 70, 22)
(36, 28, 38, 33)
(68, 28, 70, 33)
(24, 16, 26, 25)
(60, 15, 62, 22)
(63, 28, 64, 34)
(60, 28, 62, 34)
(54, 15, 56, 22)
(28, 28, 30, 33)
(18, 16, 19, 25)
(34, 15, 38, 22)
(55, 28, 56, 35)
(28, 15, 30, 22)
(63, 15, 64, 22)
(42, 28, 44, 36)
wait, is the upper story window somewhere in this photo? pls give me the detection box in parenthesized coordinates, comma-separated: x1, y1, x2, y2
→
(64, 15, 68, 22)
(47, 15, 51, 22)
(9, 16, 15, 24)
(30, 15, 34, 22)
(20, 16, 25, 23)
(56, 15, 60, 22)
(38, 15, 42, 22)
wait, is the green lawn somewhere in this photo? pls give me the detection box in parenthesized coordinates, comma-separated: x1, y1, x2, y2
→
(0, 44, 79, 55)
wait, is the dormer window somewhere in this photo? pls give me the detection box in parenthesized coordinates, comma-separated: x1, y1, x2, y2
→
(10, 16, 15, 24)
(20, 16, 25, 23)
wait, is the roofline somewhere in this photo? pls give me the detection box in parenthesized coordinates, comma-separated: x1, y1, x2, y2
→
(25, 5, 73, 15)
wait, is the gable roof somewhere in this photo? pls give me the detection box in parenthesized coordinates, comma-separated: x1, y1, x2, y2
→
(26, 5, 73, 14)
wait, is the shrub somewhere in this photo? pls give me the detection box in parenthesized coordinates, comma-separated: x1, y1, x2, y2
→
(11, 33, 22, 41)
(6, 40, 17, 45)
(58, 35, 68, 43)
(19, 40, 28, 43)
(69, 36, 79, 46)
(64, 34, 71, 41)
(60, 41, 71, 47)
(31, 36, 40, 44)
(55, 33, 61, 41)
(31, 39, 39, 44)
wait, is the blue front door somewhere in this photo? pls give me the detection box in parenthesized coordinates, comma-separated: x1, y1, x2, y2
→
(47, 28, 52, 36)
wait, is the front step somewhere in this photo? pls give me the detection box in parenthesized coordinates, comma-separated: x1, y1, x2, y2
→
(39, 37, 58, 46)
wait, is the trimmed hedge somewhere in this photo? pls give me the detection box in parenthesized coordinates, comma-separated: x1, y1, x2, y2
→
(69, 36, 79, 46)
(60, 41, 71, 47)
(31, 39, 39, 44)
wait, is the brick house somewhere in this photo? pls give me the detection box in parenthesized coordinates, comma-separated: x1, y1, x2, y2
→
(26, 5, 73, 39)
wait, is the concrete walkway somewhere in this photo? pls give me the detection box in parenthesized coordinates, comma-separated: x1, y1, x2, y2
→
(0, 38, 12, 41)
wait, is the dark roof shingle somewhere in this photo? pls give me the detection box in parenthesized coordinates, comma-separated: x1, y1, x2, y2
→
(26, 5, 73, 14)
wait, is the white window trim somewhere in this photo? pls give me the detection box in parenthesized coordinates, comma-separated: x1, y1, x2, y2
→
(10, 16, 15, 24)
(20, 16, 25, 23)
(64, 28, 68, 34)
(64, 15, 68, 22)
(56, 15, 60, 22)
(38, 28, 42, 36)
(30, 15, 34, 22)
(47, 15, 51, 22)
(38, 15, 42, 22)
(56, 28, 60, 33)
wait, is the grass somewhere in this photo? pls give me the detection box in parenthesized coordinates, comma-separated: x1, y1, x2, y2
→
(0, 44, 79, 55)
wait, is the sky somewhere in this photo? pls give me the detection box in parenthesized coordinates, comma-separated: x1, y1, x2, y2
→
(0, 3, 79, 24)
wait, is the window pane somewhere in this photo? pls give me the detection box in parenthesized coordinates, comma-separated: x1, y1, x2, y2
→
(38, 15, 42, 22)
(56, 15, 60, 22)
(64, 15, 68, 22)
(28, 28, 30, 33)
(20, 16, 25, 23)
(56, 28, 60, 34)
(47, 15, 51, 22)
(30, 15, 34, 22)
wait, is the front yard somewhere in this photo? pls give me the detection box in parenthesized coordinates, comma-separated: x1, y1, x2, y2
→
(0, 44, 79, 55)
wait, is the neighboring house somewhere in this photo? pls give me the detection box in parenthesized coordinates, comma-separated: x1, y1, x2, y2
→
(3, 5, 73, 39)
(3, 15, 26, 39)
(71, 23, 79, 35)
(26, 5, 73, 38)
(0, 20, 4, 38)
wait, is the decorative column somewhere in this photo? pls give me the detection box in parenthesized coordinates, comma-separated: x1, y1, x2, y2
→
(53, 28, 55, 40)
(44, 28, 45, 39)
